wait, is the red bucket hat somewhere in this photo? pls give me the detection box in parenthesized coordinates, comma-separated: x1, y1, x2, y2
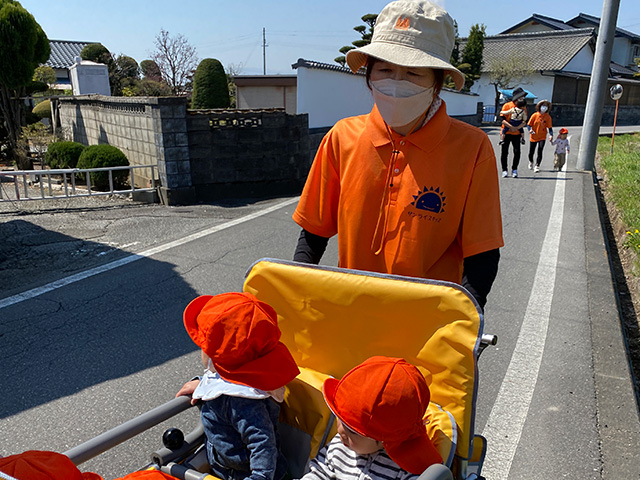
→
(0, 451, 103, 480)
(183, 292, 299, 392)
(323, 356, 442, 474)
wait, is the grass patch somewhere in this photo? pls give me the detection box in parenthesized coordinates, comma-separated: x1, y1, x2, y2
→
(598, 133, 640, 264)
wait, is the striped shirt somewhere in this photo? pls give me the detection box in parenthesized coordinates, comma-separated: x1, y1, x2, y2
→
(301, 435, 417, 480)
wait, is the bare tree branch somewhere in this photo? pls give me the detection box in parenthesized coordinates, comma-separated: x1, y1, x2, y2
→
(150, 29, 198, 95)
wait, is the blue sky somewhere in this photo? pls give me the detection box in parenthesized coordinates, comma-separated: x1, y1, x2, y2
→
(20, 0, 640, 76)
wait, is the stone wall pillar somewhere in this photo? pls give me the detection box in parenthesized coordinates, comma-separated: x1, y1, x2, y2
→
(151, 97, 196, 205)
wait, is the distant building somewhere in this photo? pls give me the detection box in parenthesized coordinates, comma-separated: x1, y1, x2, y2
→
(292, 59, 481, 129)
(460, 13, 640, 111)
(234, 75, 297, 114)
(44, 39, 110, 95)
(501, 13, 640, 71)
(69, 58, 110, 96)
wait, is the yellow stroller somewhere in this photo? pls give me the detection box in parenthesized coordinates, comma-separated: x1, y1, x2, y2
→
(58, 258, 494, 480)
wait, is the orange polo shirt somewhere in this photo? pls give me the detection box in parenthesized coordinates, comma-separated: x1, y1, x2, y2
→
(293, 102, 504, 283)
(527, 112, 553, 142)
(500, 101, 528, 135)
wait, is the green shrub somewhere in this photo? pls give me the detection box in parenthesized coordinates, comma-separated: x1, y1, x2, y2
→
(45, 141, 85, 168)
(191, 58, 230, 109)
(32, 99, 51, 120)
(77, 144, 130, 190)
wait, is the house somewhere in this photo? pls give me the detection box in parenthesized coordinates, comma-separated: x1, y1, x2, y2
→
(501, 13, 640, 71)
(234, 75, 297, 114)
(45, 40, 94, 90)
(44, 39, 110, 95)
(292, 58, 482, 130)
(463, 16, 640, 122)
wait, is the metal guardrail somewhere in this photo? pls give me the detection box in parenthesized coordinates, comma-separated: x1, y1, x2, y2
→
(0, 164, 158, 202)
(64, 395, 194, 465)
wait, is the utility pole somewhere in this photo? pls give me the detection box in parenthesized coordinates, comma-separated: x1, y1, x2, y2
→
(577, 0, 621, 171)
(262, 27, 267, 75)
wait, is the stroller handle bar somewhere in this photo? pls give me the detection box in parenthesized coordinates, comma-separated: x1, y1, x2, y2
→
(64, 396, 194, 465)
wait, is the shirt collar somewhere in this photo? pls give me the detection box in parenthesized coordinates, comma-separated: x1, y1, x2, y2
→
(366, 100, 452, 154)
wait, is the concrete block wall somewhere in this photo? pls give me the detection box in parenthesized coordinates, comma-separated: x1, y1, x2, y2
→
(551, 103, 640, 127)
(187, 109, 310, 201)
(56, 96, 311, 205)
(56, 95, 188, 199)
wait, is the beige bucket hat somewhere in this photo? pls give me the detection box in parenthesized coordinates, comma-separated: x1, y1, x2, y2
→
(346, 0, 465, 90)
(536, 99, 552, 111)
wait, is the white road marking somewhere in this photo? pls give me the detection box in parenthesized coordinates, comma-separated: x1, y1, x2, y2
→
(481, 172, 566, 478)
(0, 197, 299, 310)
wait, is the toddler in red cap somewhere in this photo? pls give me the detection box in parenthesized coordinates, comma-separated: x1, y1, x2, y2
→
(176, 292, 300, 480)
(301, 356, 442, 480)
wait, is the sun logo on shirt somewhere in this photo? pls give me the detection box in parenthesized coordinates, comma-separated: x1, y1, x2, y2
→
(412, 186, 446, 213)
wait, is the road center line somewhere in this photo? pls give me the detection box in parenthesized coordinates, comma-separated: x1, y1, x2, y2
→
(0, 197, 299, 310)
(481, 173, 566, 479)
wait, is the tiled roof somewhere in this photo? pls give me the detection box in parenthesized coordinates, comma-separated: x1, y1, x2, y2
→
(610, 62, 638, 76)
(501, 14, 573, 34)
(45, 40, 97, 69)
(461, 28, 595, 73)
(291, 58, 362, 75)
(566, 13, 640, 40)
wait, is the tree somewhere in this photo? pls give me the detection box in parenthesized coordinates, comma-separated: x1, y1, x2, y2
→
(446, 23, 485, 91)
(33, 66, 56, 87)
(140, 59, 162, 82)
(191, 58, 230, 109)
(0, 0, 50, 168)
(111, 54, 140, 95)
(81, 44, 143, 96)
(226, 62, 243, 108)
(460, 24, 485, 91)
(80, 43, 111, 64)
(488, 53, 535, 121)
(135, 78, 172, 96)
(335, 14, 377, 67)
(151, 29, 198, 95)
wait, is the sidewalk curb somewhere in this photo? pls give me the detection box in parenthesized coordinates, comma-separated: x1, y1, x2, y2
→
(582, 162, 640, 478)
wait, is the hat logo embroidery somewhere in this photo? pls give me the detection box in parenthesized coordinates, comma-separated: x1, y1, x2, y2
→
(394, 17, 410, 30)
(411, 186, 446, 213)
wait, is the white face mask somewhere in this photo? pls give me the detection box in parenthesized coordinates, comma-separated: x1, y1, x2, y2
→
(540, 105, 548, 113)
(371, 78, 434, 128)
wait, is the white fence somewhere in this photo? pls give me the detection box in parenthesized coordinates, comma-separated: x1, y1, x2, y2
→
(0, 164, 158, 202)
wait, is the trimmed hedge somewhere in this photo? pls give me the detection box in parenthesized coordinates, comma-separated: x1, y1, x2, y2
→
(32, 99, 51, 119)
(191, 58, 230, 109)
(77, 144, 130, 190)
(45, 141, 86, 168)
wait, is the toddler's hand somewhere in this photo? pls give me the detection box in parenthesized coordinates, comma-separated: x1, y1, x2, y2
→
(176, 379, 200, 405)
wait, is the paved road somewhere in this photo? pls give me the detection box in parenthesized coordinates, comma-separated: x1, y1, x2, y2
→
(1, 125, 639, 479)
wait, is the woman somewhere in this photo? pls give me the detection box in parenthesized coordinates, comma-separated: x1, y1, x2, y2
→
(527, 99, 554, 173)
(292, 0, 503, 309)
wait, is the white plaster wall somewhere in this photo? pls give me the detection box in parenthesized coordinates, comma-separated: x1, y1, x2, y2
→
(297, 66, 480, 129)
(611, 37, 630, 66)
(237, 85, 296, 114)
(440, 89, 479, 115)
(471, 72, 556, 108)
(296, 67, 373, 129)
(564, 45, 595, 74)
(70, 63, 110, 96)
